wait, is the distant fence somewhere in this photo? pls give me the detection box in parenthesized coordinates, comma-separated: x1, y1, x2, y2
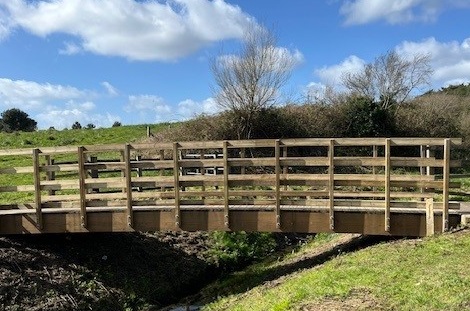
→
(0, 137, 463, 235)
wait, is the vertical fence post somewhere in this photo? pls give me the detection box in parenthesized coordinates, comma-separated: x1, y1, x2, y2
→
(159, 149, 165, 191)
(385, 138, 391, 232)
(200, 149, 206, 196)
(426, 198, 435, 236)
(124, 144, 133, 228)
(275, 139, 281, 229)
(173, 142, 181, 229)
(45, 155, 55, 196)
(223, 141, 230, 228)
(328, 139, 335, 231)
(87, 156, 98, 194)
(78, 146, 87, 228)
(135, 155, 143, 192)
(420, 145, 426, 195)
(33, 148, 43, 230)
(372, 145, 378, 193)
(443, 139, 451, 232)
(283, 146, 288, 191)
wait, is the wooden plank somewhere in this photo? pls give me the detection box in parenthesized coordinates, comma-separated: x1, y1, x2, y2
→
(124, 144, 133, 227)
(334, 157, 383, 167)
(334, 191, 433, 199)
(39, 163, 79, 173)
(385, 138, 391, 232)
(0, 166, 34, 174)
(178, 141, 223, 149)
(443, 138, 450, 232)
(33, 149, 43, 229)
(42, 194, 81, 202)
(0, 185, 36, 192)
(173, 142, 181, 228)
(223, 141, 229, 228)
(389, 138, 462, 146)
(275, 139, 281, 228)
(0, 148, 40, 156)
(0, 138, 458, 158)
(127, 142, 174, 151)
(426, 198, 434, 236)
(0, 204, 463, 235)
(78, 146, 87, 228)
(178, 159, 223, 168)
(328, 139, 334, 230)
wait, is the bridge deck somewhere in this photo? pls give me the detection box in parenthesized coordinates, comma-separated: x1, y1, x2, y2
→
(0, 137, 464, 236)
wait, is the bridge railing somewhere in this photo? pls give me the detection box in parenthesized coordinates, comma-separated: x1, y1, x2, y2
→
(0, 137, 462, 235)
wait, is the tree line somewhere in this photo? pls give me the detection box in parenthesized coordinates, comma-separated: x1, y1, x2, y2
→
(0, 108, 123, 132)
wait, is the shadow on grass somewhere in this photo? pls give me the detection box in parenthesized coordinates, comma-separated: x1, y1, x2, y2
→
(197, 235, 401, 304)
(1, 232, 217, 310)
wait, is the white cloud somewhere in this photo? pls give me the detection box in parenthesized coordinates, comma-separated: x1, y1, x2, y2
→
(0, 78, 124, 129)
(308, 37, 470, 97)
(340, 0, 470, 25)
(177, 97, 220, 119)
(396, 37, 470, 87)
(0, 78, 87, 109)
(0, 0, 254, 61)
(125, 95, 220, 123)
(101, 81, 119, 96)
(36, 103, 119, 129)
(314, 55, 365, 87)
(59, 41, 82, 55)
(125, 95, 172, 122)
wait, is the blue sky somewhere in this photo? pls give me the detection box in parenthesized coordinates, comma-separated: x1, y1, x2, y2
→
(0, 0, 470, 129)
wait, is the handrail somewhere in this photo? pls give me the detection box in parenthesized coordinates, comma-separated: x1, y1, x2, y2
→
(0, 137, 462, 236)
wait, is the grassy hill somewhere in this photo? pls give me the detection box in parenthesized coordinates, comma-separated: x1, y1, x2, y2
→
(0, 123, 168, 149)
(201, 231, 470, 311)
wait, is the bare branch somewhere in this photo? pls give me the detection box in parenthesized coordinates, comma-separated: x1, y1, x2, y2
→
(211, 25, 298, 138)
(341, 51, 433, 110)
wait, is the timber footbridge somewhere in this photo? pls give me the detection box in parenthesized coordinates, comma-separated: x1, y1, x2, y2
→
(0, 137, 467, 237)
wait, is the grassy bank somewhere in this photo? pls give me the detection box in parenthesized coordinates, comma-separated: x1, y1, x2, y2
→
(203, 231, 470, 311)
(0, 124, 168, 149)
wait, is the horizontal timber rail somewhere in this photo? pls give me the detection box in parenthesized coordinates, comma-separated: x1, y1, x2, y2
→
(0, 137, 463, 237)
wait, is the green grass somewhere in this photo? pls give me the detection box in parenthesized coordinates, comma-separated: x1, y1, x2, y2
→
(0, 124, 169, 204)
(204, 232, 470, 311)
(0, 124, 168, 149)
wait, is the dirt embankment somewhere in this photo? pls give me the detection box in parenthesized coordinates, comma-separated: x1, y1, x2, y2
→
(0, 231, 309, 311)
(0, 232, 215, 311)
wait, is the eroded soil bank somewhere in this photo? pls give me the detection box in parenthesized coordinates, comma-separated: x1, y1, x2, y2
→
(0, 231, 308, 310)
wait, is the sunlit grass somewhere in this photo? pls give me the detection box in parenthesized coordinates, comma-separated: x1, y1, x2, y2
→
(204, 232, 470, 311)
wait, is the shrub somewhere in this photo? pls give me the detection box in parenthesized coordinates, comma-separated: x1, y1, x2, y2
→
(0, 108, 37, 132)
(342, 96, 395, 137)
(206, 231, 276, 270)
(72, 122, 82, 130)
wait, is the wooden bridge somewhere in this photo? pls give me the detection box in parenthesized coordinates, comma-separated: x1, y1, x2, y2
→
(0, 137, 465, 237)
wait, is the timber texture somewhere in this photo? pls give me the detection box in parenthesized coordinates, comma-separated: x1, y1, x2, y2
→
(0, 138, 463, 236)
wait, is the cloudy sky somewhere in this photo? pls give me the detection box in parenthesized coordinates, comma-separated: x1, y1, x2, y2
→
(0, 0, 469, 129)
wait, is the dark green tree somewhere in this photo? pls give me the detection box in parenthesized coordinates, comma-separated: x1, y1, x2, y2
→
(71, 121, 82, 130)
(343, 96, 395, 137)
(0, 108, 37, 132)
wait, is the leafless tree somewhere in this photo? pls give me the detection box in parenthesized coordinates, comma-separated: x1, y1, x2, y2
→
(342, 51, 433, 110)
(211, 25, 298, 139)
